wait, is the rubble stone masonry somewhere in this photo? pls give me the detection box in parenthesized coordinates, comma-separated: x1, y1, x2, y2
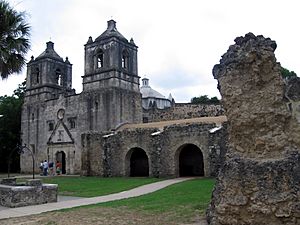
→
(207, 33, 300, 225)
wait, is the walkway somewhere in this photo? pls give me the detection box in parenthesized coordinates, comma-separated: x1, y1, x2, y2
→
(0, 177, 193, 220)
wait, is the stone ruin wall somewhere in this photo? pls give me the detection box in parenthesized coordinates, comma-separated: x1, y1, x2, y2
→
(207, 33, 300, 225)
(143, 103, 224, 123)
(81, 122, 228, 178)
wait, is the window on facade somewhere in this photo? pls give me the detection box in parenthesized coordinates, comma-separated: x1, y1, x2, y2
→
(97, 50, 104, 68)
(56, 69, 62, 86)
(68, 118, 76, 129)
(122, 50, 129, 69)
(48, 122, 54, 131)
(31, 68, 40, 85)
(35, 68, 40, 84)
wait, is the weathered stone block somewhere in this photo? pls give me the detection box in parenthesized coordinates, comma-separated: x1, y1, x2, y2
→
(26, 179, 42, 186)
(0, 178, 16, 186)
(0, 179, 57, 208)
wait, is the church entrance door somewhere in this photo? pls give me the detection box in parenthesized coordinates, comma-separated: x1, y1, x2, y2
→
(56, 151, 66, 174)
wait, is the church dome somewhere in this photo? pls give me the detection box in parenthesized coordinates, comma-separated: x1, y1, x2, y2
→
(140, 78, 165, 99)
(95, 20, 127, 42)
(140, 78, 173, 110)
(36, 41, 63, 61)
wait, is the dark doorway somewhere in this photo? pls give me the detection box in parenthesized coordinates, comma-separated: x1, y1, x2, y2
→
(130, 148, 149, 177)
(56, 151, 66, 174)
(179, 144, 204, 177)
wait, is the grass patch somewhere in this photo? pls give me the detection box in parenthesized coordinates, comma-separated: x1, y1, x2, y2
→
(90, 178, 215, 220)
(41, 176, 163, 197)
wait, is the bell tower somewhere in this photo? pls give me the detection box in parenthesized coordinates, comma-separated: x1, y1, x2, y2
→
(25, 41, 73, 101)
(82, 20, 142, 130)
(83, 20, 139, 92)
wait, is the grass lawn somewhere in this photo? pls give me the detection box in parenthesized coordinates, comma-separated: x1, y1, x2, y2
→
(90, 178, 215, 221)
(41, 176, 163, 197)
(2, 178, 215, 224)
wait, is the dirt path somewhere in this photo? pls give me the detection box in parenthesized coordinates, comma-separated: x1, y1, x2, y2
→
(0, 206, 208, 225)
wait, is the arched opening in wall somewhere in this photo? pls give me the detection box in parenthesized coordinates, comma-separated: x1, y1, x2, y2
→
(55, 151, 66, 174)
(55, 69, 62, 86)
(128, 148, 149, 177)
(96, 50, 104, 68)
(122, 50, 129, 69)
(35, 68, 40, 84)
(178, 144, 204, 177)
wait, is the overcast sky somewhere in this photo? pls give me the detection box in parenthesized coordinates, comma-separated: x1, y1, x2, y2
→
(1, 0, 299, 102)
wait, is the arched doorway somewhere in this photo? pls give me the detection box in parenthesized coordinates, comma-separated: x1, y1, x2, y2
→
(178, 144, 204, 177)
(129, 148, 149, 177)
(55, 151, 66, 174)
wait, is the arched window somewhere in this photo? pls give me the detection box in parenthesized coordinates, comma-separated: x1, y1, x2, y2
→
(96, 50, 104, 68)
(48, 122, 54, 131)
(35, 68, 40, 84)
(55, 69, 62, 86)
(122, 50, 129, 69)
(68, 117, 76, 129)
(31, 67, 40, 85)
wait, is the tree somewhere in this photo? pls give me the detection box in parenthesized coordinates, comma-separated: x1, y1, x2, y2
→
(191, 95, 220, 104)
(0, 0, 30, 79)
(0, 81, 25, 172)
(281, 67, 297, 80)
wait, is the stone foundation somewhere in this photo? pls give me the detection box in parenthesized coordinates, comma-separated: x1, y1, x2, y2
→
(0, 178, 57, 208)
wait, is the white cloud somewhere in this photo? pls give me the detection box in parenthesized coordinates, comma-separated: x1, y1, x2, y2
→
(1, 0, 300, 102)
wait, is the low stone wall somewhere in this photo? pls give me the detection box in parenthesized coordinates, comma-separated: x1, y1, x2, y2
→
(143, 103, 224, 123)
(0, 178, 57, 208)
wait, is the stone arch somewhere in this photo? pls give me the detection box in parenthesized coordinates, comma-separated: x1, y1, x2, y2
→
(35, 67, 40, 84)
(176, 143, 204, 177)
(55, 68, 62, 86)
(93, 48, 105, 69)
(96, 49, 104, 68)
(55, 151, 66, 174)
(121, 49, 129, 69)
(125, 147, 149, 177)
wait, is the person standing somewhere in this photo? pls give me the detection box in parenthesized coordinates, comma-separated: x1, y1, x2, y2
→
(39, 161, 44, 175)
(49, 161, 54, 176)
(43, 160, 48, 176)
(56, 160, 61, 175)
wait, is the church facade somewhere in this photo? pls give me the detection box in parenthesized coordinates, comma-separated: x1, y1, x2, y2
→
(21, 20, 142, 174)
(21, 20, 226, 177)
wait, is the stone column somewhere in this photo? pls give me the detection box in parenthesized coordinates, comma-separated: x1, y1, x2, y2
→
(207, 33, 300, 225)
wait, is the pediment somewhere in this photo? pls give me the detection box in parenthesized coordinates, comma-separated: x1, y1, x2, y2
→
(47, 120, 74, 145)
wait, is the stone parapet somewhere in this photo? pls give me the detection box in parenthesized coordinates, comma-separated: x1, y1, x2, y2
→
(143, 103, 224, 123)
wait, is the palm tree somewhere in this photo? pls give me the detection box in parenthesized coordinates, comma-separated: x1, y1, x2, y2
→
(0, 0, 30, 79)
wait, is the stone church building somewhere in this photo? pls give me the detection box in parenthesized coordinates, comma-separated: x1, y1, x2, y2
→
(21, 20, 227, 177)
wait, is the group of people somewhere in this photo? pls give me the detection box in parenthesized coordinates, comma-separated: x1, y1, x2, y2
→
(39, 160, 62, 176)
